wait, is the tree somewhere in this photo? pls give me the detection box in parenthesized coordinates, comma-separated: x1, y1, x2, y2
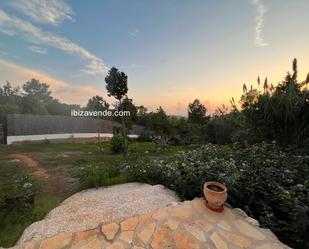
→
(21, 79, 54, 114)
(105, 68, 128, 100)
(0, 81, 20, 97)
(137, 105, 148, 116)
(205, 111, 244, 144)
(188, 99, 208, 125)
(85, 96, 109, 113)
(113, 96, 137, 129)
(0, 80, 77, 118)
(169, 116, 191, 145)
(23, 79, 52, 102)
(240, 58, 309, 146)
(0, 82, 22, 121)
(46, 99, 71, 116)
(136, 105, 148, 126)
(149, 106, 170, 135)
(21, 96, 48, 114)
(118, 97, 137, 121)
(105, 67, 128, 154)
(214, 104, 230, 116)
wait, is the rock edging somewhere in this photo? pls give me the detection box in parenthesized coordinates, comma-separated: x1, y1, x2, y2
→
(4, 198, 291, 249)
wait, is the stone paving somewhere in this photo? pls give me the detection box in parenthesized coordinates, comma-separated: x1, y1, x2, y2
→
(8, 198, 290, 249)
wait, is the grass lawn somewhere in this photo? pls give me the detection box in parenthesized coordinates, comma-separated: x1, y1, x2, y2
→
(0, 141, 194, 247)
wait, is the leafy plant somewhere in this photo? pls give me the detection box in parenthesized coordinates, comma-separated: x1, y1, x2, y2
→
(75, 163, 109, 189)
(240, 59, 309, 146)
(1, 176, 35, 210)
(123, 143, 309, 249)
(110, 134, 125, 154)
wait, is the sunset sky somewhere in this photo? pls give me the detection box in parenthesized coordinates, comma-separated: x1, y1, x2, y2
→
(1, 0, 309, 115)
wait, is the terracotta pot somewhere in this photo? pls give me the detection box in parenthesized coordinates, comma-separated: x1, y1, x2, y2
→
(203, 181, 227, 212)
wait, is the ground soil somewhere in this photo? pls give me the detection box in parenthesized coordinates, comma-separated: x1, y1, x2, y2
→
(8, 153, 48, 178)
(6, 153, 76, 197)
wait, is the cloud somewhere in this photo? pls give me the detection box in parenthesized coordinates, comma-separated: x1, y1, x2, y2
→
(0, 29, 16, 36)
(252, 0, 268, 47)
(0, 10, 108, 75)
(0, 59, 105, 104)
(10, 0, 73, 26)
(28, 45, 47, 54)
(0, 51, 21, 60)
(128, 29, 140, 36)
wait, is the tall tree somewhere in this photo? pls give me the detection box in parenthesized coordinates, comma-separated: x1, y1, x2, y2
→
(188, 99, 208, 125)
(113, 96, 137, 129)
(0, 82, 22, 121)
(23, 79, 52, 102)
(105, 67, 128, 154)
(21, 79, 52, 114)
(241, 58, 309, 145)
(122, 97, 137, 121)
(149, 106, 170, 135)
(115, 97, 137, 118)
(0, 81, 20, 97)
(85, 96, 109, 112)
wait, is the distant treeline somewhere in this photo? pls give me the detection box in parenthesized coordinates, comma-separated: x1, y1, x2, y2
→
(1, 58, 308, 147)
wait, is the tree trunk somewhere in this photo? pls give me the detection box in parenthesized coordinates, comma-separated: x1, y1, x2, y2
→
(120, 99, 127, 155)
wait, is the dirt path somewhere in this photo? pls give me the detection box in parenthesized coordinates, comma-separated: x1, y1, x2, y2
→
(7, 152, 77, 197)
(8, 153, 49, 179)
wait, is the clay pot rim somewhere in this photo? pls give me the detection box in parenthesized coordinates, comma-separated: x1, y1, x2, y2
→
(204, 181, 227, 194)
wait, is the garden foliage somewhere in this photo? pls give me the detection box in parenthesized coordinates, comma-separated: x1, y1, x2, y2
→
(123, 143, 309, 249)
(110, 134, 125, 154)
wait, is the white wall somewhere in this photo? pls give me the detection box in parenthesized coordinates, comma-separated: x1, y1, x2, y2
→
(6, 133, 139, 145)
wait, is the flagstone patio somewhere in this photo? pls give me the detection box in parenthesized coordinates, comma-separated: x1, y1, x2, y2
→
(8, 198, 290, 249)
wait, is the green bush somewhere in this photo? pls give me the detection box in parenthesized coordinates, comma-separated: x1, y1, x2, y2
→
(110, 134, 125, 154)
(123, 143, 309, 249)
(0, 175, 59, 247)
(75, 163, 108, 189)
(1, 176, 35, 210)
(0, 196, 59, 247)
(74, 156, 132, 189)
(240, 59, 309, 146)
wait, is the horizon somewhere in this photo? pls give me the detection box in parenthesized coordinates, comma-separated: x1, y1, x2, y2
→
(1, 0, 309, 115)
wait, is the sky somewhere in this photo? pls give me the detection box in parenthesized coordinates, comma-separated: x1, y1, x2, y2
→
(1, 0, 309, 115)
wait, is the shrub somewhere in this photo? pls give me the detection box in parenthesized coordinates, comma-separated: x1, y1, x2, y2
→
(74, 156, 131, 189)
(240, 59, 309, 146)
(1, 176, 35, 210)
(75, 164, 108, 189)
(123, 143, 309, 249)
(110, 134, 124, 154)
